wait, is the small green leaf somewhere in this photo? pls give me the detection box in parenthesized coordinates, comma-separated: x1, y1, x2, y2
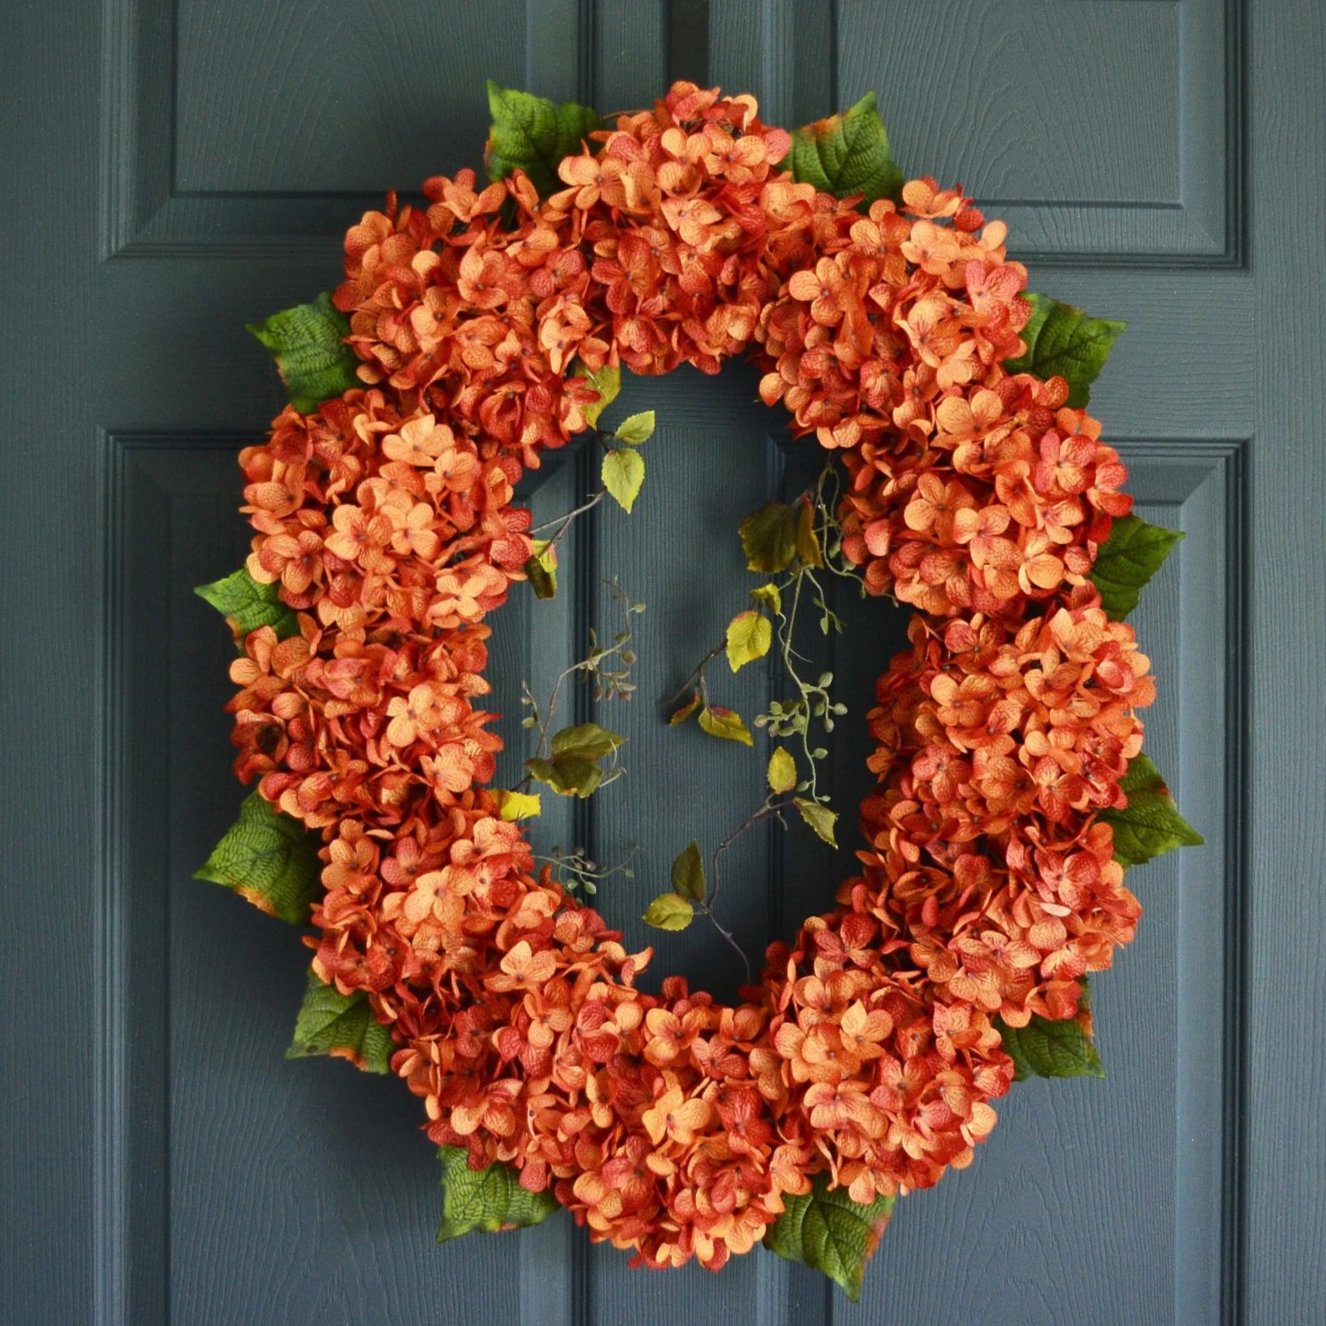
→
(1088, 515, 1184, 619)
(286, 968, 393, 1073)
(739, 501, 799, 573)
(1003, 293, 1126, 408)
(793, 797, 838, 847)
(669, 692, 702, 726)
(436, 1146, 559, 1243)
(795, 501, 824, 568)
(670, 841, 707, 903)
(763, 1173, 895, 1300)
(996, 1011, 1105, 1081)
(246, 292, 361, 414)
(642, 892, 695, 931)
(613, 410, 655, 446)
(602, 447, 645, 513)
(698, 706, 754, 746)
(551, 723, 627, 761)
(494, 790, 542, 822)
(751, 582, 783, 614)
(193, 791, 321, 925)
(524, 755, 603, 799)
(196, 567, 301, 643)
(485, 81, 605, 198)
(1100, 753, 1204, 867)
(524, 539, 558, 600)
(789, 91, 903, 207)
(767, 747, 797, 795)
(726, 610, 773, 673)
(575, 361, 621, 428)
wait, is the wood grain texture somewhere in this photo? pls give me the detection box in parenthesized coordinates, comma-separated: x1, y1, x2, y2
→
(1245, 2, 1326, 1322)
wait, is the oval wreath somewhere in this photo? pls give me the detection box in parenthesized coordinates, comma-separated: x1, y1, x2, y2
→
(196, 81, 1203, 1297)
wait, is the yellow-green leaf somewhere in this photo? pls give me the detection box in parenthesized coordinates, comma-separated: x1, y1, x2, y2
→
(669, 692, 702, 726)
(739, 501, 798, 573)
(794, 797, 838, 847)
(698, 706, 754, 746)
(524, 539, 558, 600)
(575, 361, 620, 428)
(436, 1146, 559, 1243)
(767, 747, 797, 795)
(494, 790, 542, 821)
(750, 582, 782, 614)
(602, 447, 645, 513)
(726, 610, 772, 672)
(524, 755, 602, 798)
(670, 841, 707, 903)
(795, 500, 824, 568)
(613, 410, 655, 445)
(551, 723, 627, 760)
(642, 892, 695, 931)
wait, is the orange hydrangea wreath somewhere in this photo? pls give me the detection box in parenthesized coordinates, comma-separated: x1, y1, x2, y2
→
(198, 81, 1201, 1294)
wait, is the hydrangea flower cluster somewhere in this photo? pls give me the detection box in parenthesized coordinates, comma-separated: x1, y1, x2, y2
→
(224, 82, 1153, 1272)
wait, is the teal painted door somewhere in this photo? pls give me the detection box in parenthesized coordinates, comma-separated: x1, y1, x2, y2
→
(4, 1, 1323, 1323)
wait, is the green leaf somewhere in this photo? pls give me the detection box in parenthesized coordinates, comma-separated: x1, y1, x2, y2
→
(1100, 753, 1204, 867)
(551, 723, 627, 761)
(1088, 515, 1184, 619)
(494, 790, 542, 822)
(602, 447, 645, 513)
(1003, 293, 1125, 408)
(670, 840, 707, 903)
(195, 567, 301, 643)
(286, 968, 393, 1073)
(750, 582, 782, 614)
(793, 797, 838, 847)
(767, 747, 797, 795)
(996, 1011, 1105, 1082)
(739, 501, 799, 573)
(436, 1146, 559, 1243)
(698, 706, 754, 746)
(524, 755, 603, 799)
(726, 610, 773, 673)
(193, 790, 321, 925)
(575, 361, 620, 428)
(613, 410, 655, 446)
(642, 892, 695, 931)
(763, 1173, 895, 1300)
(485, 80, 606, 198)
(789, 91, 903, 207)
(524, 539, 558, 600)
(246, 292, 361, 414)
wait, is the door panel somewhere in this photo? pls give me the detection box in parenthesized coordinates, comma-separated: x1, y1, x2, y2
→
(6, 0, 1322, 1323)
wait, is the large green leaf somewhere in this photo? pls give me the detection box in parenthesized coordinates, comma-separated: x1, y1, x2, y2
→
(996, 1010, 1105, 1082)
(763, 1174, 895, 1300)
(436, 1147, 559, 1243)
(196, 566, 301, 643)
(485, 81, 605, 198)
(286, 969, 393, 1073)
(1004, 293, 1125, 408)
(789, 92, 903, 206)
(1088, 515, 1184, 619)
(193, 791, 321, 924)
(247, 292, 361, 414)
(1100, 753, 1204, 867)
